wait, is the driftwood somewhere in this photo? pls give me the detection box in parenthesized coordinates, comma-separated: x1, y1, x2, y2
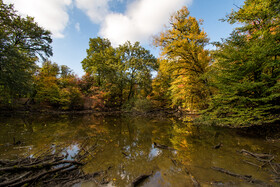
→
(243, 160, 265, 168)
(240, 149, 280, 183)
(0, 171, 32, 187)
(132, 173, 152, 187)
(240, 149, 273, 160)
(7, 164, 73, 187)
(154, 142, 176, 151)
(0, 142, 101, 187)
(0, 160, 83, 172)
(211, 167, 272, 186)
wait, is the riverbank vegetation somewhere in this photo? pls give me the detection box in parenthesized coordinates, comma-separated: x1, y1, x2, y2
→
(0, 0, 279, 127)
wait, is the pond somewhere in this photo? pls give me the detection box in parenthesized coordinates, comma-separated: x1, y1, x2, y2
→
(0, 114, 280, 186)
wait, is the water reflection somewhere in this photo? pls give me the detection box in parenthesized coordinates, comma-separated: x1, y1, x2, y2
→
(0, 114, 280, 186)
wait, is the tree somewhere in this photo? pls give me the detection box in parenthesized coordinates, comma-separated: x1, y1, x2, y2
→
(35, 61, 83, 110)
(0, 0, 52, 105)
(81, 37, 115, 87)
(151, 59, 172, 107)
(154, 6, 212, 111)
(200, 0, 280, 126)
(81, 38, 157, 107)
(117, 41, 157, 101)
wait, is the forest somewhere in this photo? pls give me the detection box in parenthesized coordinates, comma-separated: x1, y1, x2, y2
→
(0, 0, 279, 128)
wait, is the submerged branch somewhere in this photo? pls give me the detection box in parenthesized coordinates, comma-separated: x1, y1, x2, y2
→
(240, 149, 274, 160)
(0, 142, 100, 187)
(211, 167, 271, 186)
(171, 158, 200, 187)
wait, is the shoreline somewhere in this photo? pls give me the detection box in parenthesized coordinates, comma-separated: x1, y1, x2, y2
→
(1, 108, 278, 133)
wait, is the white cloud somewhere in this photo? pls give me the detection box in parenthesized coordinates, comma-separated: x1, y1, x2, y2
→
(99, 0, 192, 46)
(75, 0, 110, 24)
(3, 0, 193, 43)
(3, 0, 72, 38)
(75, 22, 80, 32)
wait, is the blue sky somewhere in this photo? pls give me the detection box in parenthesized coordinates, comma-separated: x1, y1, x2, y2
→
(4, 0, 244, 77)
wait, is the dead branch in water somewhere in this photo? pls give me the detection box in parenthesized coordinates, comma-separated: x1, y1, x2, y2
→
(240, 149, 273, 160)
(184, 168, 200, 187)
(211, 167, 272, 186)
(0, 160, 83, 172)
(240, 149, 280, 179)
(171, 158, 200, 187)
(0, 142, 102, 187)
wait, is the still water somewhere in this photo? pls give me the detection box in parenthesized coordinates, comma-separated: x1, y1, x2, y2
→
(0, 114, 280, 186)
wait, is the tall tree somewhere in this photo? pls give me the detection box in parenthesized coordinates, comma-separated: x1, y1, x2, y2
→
(0, 0, 52, 105)
(154, 6, 211, 111)
(201, 0, 280, 126)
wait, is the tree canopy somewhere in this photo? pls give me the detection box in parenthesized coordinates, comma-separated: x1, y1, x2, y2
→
(153, 6, 212, 111)
(0, 0, 279, 127)
(0, 0, 52, 105)
(81, 37, 157, 108)
(199, 0, 280, 126)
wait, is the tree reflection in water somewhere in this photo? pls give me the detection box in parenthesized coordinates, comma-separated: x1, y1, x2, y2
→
(0, 114, 279, 186)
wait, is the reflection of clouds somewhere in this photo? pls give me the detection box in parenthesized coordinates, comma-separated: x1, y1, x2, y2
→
(149, 145, 162, 161)
(144, 171, 168, 186)
(123, 145, 130, 152)
(66, 144, 80, 160)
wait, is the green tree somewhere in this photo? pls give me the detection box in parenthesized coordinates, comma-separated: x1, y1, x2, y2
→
(117, 41, 157, 101)
(0, 0, 52, 105)
(200, 0, 280, 126)
(81, 37, 122, 107)
(81, 38, 157, 107)
(81, 37, 116, 87)
(154, 6, 212, 111)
